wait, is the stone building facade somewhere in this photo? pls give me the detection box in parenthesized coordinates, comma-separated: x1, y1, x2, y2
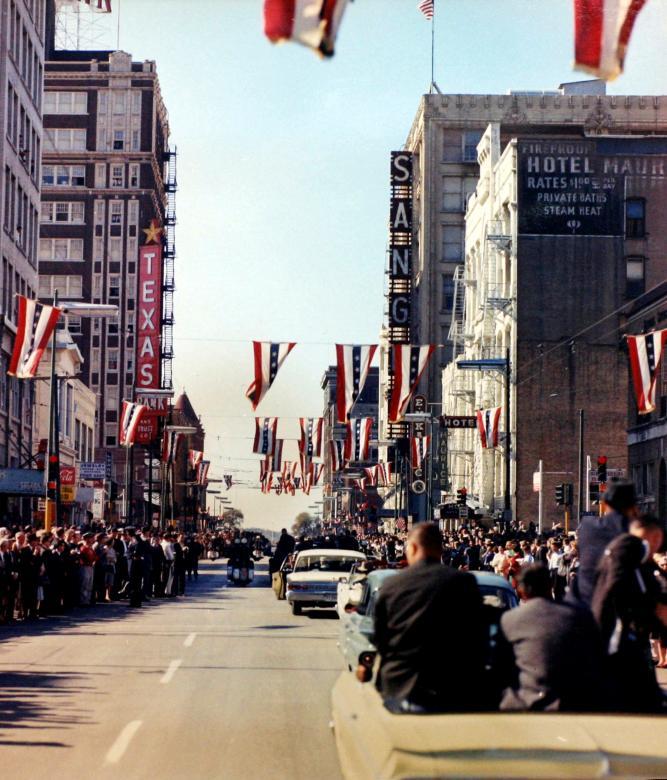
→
(443, 123, 667, 527)
(0, 0, 46, 506)
(39, 49, 175, 501)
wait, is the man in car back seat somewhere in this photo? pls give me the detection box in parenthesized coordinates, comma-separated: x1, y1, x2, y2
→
(373, 523, 486, 713)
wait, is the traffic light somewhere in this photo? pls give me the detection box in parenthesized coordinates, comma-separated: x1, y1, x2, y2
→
(563, 483, 573, 506)
(555, 483, 565, 505)
(597, 456, 608, 485)
(456, 487, 467, 506)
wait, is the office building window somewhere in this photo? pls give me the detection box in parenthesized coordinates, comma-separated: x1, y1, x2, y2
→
(111, 165, 124, 187)
(462, 130, 484, 163)
(129, 164, 140, 188)
(43, 91, 87, 114)
(40, 275, 83, 299)
(110, 201, 123, 225)
(442, 275, 455, 310)
(442, 226, 464, 262)
(113, 130, 125, 151)
(626, 256, 646, 299)
(42, 165, 85, 187)
(109, 275, 120, 298)
(95, 164, 106, 188)
(112, 91, 126, 114)
(41, 201, 85, 224)
(626, 198, 646, 239)
(39, 238, 84, 261)
(43, 128, 87, 152)
(66, 315, 82, 334)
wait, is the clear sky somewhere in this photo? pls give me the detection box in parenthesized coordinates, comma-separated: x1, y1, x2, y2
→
(85, 0, 667, 531)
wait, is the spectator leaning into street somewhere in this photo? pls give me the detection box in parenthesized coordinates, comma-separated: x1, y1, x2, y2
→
(497, 564, 607, 712)
(591, 513, 667, 713)
(573, 480, 638, 606)
(372, 523, 486, 714)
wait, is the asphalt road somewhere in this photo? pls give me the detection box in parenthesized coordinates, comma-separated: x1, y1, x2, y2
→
(0, 560, 344, 780)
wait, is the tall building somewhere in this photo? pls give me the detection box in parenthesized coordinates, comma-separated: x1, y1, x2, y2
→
(397, 80, 667, 407)
(39, 49, 176, 509)
(0, 0, 47, 512)
(442, 124, 667, 527)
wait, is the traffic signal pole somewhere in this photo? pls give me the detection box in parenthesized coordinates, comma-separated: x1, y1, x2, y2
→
(577, 409, 584, 524)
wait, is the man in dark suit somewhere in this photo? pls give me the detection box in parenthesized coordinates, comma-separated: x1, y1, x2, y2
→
(591, 514, 667, 712)
(373, 523, 486, 713)
(497, 564, 607, 711)
(573, 480, 637, 606)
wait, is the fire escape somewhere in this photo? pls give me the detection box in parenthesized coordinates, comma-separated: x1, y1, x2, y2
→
(162, 147, 177, 390)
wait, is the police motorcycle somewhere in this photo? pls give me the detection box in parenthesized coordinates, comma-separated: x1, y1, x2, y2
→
(227, 537, 255, 587)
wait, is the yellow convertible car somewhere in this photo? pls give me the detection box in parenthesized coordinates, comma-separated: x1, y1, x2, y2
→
(331, 672, 667, 779)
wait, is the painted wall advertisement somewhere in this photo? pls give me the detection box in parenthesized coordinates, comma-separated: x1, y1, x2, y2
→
(135, 235, 164, 443)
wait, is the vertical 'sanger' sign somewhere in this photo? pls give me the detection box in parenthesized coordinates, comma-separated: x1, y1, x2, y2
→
(137, 243, 162, 390)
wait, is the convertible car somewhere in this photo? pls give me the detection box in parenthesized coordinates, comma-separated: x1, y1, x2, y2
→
(331, 672, 667, 779)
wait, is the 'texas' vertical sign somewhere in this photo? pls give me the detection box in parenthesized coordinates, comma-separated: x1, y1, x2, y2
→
(135, 220, 163, 442)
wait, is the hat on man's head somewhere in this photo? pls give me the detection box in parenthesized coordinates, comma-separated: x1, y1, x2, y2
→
(604, 479, 637, 512)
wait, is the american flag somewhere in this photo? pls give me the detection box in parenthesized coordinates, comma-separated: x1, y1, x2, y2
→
(417, 0, 434, 20)
(80, 0, 112, 12)
(7, 295, 62, 379)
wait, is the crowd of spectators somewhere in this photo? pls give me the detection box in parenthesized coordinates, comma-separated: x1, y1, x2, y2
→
(0, 524, 207, 624)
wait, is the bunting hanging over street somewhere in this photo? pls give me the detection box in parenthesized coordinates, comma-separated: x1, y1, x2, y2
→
(253, 417, 279, 454)
(574, 0, 648, 81)
(260, 461, 273, 494)
(388, 344, 436, 423)
(119, 401, 146, 448)
(80, 0, 112, 11)
(627, 329, 667, 414)
(344, 417, 373, 462)
(476, 407, 502, 449)
(298, 417, 324, 459)
(196, 460, 211, 486)
(411, 435, 431, 469)
(7, 295, 62, 379)
(329, 439, 345, 472)
(335, 344, 378, 423)
(161, 429, 183, 465)
(246, 341, 296, 411)
(263, 0, 351, 58)
(265, 440, 284, 473)
(188, 449, 204, 470)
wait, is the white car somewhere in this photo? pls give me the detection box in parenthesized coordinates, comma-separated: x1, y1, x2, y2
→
(286, 548, 366, 616)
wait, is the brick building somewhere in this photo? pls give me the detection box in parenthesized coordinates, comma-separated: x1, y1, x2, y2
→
(443, 124, 667, 527)
(39, 48, 176, 507)
(0, 0, 46, 517)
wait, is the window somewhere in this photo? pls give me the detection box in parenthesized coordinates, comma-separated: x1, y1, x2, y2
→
(95, 163, 106, 188)
(462, 130, 484, 163)
(111, 165, 124, 187)
(129, 164, 140, 188)
(131, 129, 140, 151)
(626, 256, 646, 299)
(109, 275, 120, 297)
(42, 165, 85, 187)
(442, 225, 464, 262)
(39, 275, 83, 299)
(112, 91, 126, 114)
(43, 91, 87, 114)
(442, 177, 462, 212)
(442, 276, 455, 310)
(44, 128, 87, 152)
(39, 238, 84, 261)
(110, 201, 123, 225)
(131, 90, 142, 114)
(40, 201, 85, 224)
(107, 350, 119, 371)
(66, 315, 82, 334)
(108, 237, 122, 261)
(626, 198, 646, 239)
(113, 130, 125, 150)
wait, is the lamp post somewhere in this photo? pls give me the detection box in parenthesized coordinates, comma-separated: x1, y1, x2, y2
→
(45, 299, 118, 531)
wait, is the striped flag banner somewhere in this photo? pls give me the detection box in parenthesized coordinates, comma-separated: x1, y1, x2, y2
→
(476, 407, 502, 449)
(7, 295, 62, 379)
(188, 450, 204, 470)
(335, 344, 377, 422)
(298, 417, 324, 459)
(574, 0, 647, 80)
(388, 344, 436, 423)
(411, 436, 431, 469)
(264, 0, 351, 58)
(627, 329, 667, 414)
(80, 0, 112, 11)
(161, 430, 183, 465)
(417, 0, 434, 20)
(344, 417, 373, 463)
(119, 401, 146, 448)
(246, 341, 296, 410)
(253, 417, 279, 454)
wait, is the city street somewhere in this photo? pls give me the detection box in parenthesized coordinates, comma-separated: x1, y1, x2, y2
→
(0, 562, 342, 780)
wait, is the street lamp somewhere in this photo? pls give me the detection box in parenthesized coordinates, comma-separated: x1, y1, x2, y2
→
(45, 298, 118, 531)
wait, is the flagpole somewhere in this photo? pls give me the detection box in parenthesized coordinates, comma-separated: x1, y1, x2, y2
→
(45, 290, 60, 532)
(430, 8, 435, 91)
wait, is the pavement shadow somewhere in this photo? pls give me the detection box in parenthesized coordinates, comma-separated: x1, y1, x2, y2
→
(0, 670, 94, 748)
(306, 610, 339, 620)
(0, 561, 230, 644)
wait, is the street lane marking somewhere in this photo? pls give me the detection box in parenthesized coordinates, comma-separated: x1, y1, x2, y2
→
(105, 720, 143, 764)
(161, 658, 182, 684)
(184, 632, 196, 648)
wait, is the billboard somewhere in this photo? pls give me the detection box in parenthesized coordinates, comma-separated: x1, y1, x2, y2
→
(136, 236, 164, 443)
(517, 140, 624, 236)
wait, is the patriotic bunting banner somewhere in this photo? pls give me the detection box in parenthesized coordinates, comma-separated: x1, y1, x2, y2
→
(312, 462, 324, 485)
(299, 417, 324, 459)
(197, 460, 211, 486)
(263, 0, 351, 58)
(7, 295, 62, 379)
(246, 341, 296, 410)
(364, 467, 377, 487)
(119, 401, 146, 448)
(335, 344, 378, 423)
(417, 0, 434, 20)
(627, 329, 667, 414)
(161, 429, 183, 465)
(411, 436, 431, 469)
(345, 417, 373, 462)
(376, 462, 389, 487)
(388, 345, 436, 423)
(329, 440, 345, 472)
(574, 0, 647, 81)
(260, 461, 273, 493)
(80, 0, 112, 11)
(476, 407, 502, 449)
(253, 417, 279, 454)
(265, 440, 284, 473)
(188, 450, 204, 470)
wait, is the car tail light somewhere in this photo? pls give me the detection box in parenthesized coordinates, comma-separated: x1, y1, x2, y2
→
(287, 583, 308, 591)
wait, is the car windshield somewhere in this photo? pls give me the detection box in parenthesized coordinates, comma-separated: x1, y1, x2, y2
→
(479, 585, 518, 610)
(294, 556, 360, 573)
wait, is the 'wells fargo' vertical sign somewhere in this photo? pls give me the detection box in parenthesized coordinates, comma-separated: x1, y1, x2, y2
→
(135, 221, 163, 442)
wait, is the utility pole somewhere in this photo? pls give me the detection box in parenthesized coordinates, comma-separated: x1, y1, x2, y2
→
(504, 347, 511, 518)
(538, 459, 544, 536)
(577, 409, 585, 524)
